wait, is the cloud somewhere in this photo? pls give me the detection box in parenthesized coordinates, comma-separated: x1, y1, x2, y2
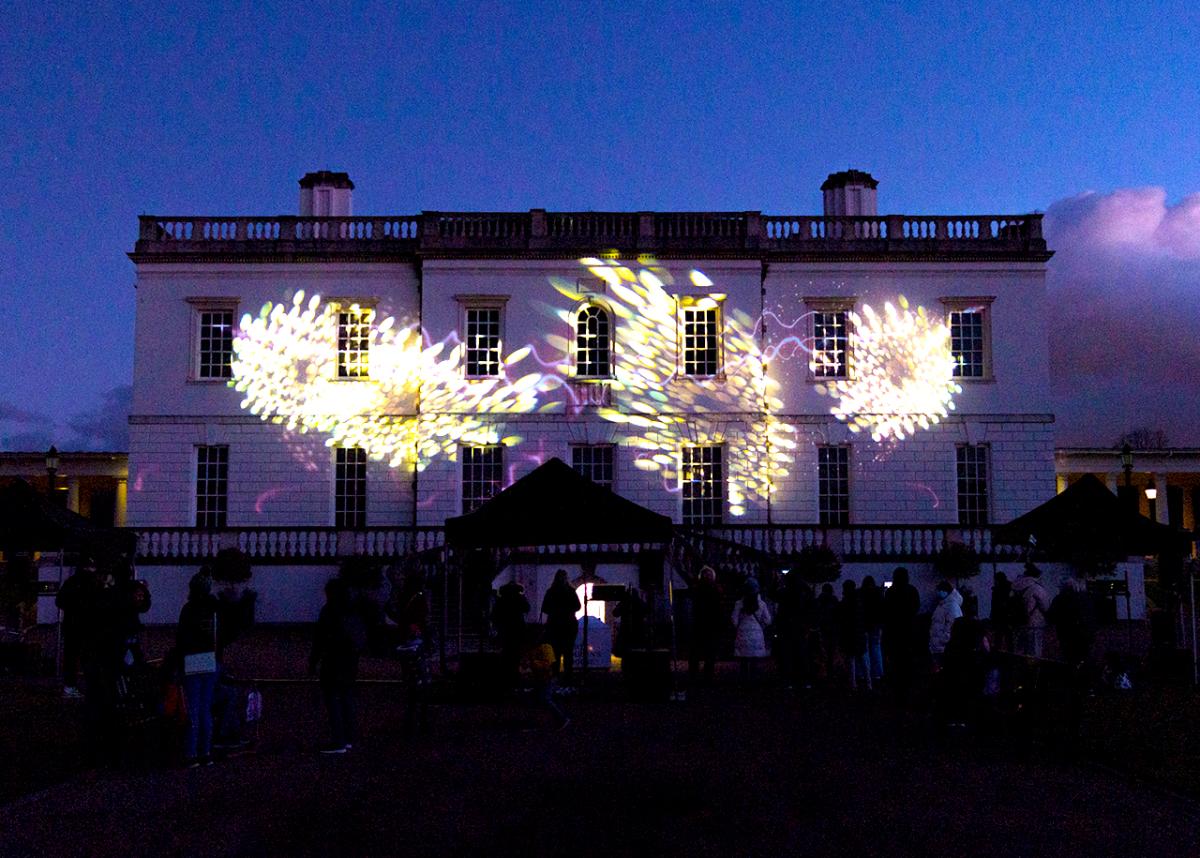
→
(0, 401, 54, 451)
(1045, 188, 1200, 446)
(65, 385, 131, 451)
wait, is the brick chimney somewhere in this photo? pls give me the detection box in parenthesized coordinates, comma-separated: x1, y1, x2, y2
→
(299, 171, 354, 217)
(821, 169, 878, 217)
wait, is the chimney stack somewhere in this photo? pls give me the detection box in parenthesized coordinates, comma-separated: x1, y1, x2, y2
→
(299, 171, 354, 216)
(821, 169, 878, 217)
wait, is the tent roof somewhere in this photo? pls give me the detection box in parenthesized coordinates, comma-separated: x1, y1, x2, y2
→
(444, 458, 673, 548)
(0, 479, 136, 555)
(993, 474, 1183, 556)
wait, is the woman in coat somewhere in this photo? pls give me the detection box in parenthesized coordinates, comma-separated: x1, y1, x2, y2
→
(176, 571, 219, 767)
(731, 579, 772, 682)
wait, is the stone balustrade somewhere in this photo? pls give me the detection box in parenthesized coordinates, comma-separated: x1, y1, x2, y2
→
(134, 212, 1047, 258)
(690, 524, 1022, 560)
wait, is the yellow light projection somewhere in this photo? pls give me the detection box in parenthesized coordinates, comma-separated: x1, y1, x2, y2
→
(812, 295, 960, 442)
(548, 258, 796, 517)
(230, 291, 544, 469)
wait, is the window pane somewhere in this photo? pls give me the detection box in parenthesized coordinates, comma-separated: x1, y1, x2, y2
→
(466, 308, 502, 377)
(812, 311, 848, 379)
(818, 446, 849, 525)
(576, 305, 612, 378)
(196, 445, 228, 528)
(682, 445, 723, 525)
(462, 445, 503, 512)
(571, 444, 614, 489)
(337, 307, 371, 378)
(335, 447, 367, 528)
(198, 309, 234, 379)
(956, 445, 990, 525)
(950, 310, 985, 378)
(682, 307, 720, 376)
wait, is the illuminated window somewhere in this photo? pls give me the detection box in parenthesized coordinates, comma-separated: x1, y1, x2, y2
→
(198, 309, 235, 379)
(682, 445, 724, 525)
(811, 310, 849, 379)
(818, 446, 850, 525)
(944, 298, 993, 379)
(572, 444, 614, 489)
(335, 447, 367, 528)
(196, 445, 228, 528)
(957, 445, 990, 525)
(336, 305, 372, 379)
(575, 304, 612, 378)
(462, 445, 503, 513)
(465, 307, 502, 377)
(682, 306, 720, 376)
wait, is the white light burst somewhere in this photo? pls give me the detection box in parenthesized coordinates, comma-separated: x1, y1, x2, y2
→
(814, 295, 960, 441)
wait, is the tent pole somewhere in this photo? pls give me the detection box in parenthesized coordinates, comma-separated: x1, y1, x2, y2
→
(1191, 566, 1197, 689)
(440, 550, 448, 675)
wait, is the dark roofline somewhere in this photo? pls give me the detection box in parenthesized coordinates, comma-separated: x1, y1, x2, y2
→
(299, 171, 355, 190)
(821, 170, 879, 191)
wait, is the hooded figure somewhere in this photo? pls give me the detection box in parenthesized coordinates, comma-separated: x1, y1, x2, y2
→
(928, 581, 963, 656)
(1012, 564, 1052, 658)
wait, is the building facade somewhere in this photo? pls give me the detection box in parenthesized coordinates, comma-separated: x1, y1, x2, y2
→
(126, 170, 1058, 620)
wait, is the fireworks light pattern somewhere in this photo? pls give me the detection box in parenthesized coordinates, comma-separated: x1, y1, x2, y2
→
(230, 291, 545, 470)
(811, 295, 961, 441)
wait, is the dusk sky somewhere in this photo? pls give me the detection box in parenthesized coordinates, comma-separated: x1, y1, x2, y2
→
(2, 1, 1198, 450)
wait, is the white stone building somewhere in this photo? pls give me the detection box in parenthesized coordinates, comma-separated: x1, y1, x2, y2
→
(127, 170, 1060, 622)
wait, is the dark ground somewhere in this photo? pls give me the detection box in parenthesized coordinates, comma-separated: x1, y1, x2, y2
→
(3, 624, 1199, 857)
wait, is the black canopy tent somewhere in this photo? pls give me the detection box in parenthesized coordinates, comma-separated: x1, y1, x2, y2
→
(0, 479, 136, 556)
(993, 474, 1183, 558)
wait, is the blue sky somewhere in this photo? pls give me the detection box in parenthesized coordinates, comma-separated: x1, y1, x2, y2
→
(2, 0, 1198, 447)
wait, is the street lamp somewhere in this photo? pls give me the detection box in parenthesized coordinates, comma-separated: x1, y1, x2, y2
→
(45, 445, 59, 500)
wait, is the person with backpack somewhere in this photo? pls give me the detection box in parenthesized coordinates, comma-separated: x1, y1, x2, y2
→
(731, 578, 772, 683)
(309, 578, 364, 754)
(1012, 563, 1051, 658)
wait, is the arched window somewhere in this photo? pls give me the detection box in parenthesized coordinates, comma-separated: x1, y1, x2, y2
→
(575, 304, 612, 378)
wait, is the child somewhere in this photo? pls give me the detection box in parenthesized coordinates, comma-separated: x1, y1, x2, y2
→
(526, 637, 570, 730)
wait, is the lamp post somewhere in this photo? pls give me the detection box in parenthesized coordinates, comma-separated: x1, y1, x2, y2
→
(45, 445, 59, 502)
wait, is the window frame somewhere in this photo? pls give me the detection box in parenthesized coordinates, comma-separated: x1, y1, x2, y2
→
(195, 444, 229, 529)
(817, 445, 851, 525)
(187, 298, 238, 382)
(805, 298, 856, 382)
(941, 297, 995, 382)
(334, 446, 368, 528)
(570, 443, 616, 490)
(461, 444, 504, 513)
(677, 296, 724, 379)
(956, 443, 991, 526)
(331, 301, 374, 380)
(456, 296, 509, 379)
(573, 301, 614, 380)
(681, 444, 725, 526)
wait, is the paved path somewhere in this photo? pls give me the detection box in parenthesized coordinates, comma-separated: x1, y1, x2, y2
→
(2, 682, 1198, 857)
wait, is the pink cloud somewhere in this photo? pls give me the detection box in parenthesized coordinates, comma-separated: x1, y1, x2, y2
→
(1045, 188, 1200, 446)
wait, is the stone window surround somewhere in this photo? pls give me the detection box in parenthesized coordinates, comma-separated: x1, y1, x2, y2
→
(804, 296, 856, 383)
(186, 297, 239, 383)
(677, 294, 725, 380)
(455, 295, 509, 379)
(940, 296, 995, 382)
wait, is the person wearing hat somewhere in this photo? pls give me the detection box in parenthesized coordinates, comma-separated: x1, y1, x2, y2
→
(731, 577, 772, 682)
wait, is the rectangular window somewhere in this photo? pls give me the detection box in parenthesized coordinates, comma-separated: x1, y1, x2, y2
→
(682, 445, 724, 525)
(337, 305, 372, 378)
(957, 445, 990, 525)
(950, 309, 986, 378)
(196, 445, 228, 528)
(465, 307, 502, 377)
(198, 309, 235, 379)
(462, 445, 503, 513)
(571, 444, 615, 489)
(818, 446, 850, 525)
(681, 306, 720, 376)
(811, 310, 849, 379)
(335, 447, 367, 528)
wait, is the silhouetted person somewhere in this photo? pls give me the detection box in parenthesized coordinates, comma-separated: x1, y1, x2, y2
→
(1013, 563, 1051, 658)
(614, 586, 649, 656)
(860, 575, 885, 683)
(309, 578, 363, 754)
(816, 582, 840, 684)
(493, 581, 530, 689)
(929, 580, 963, 665)
(882, 567, 920, 697)
(940, 599, 987, 727)
(1049, 577, 1098, 667)
(526, 632, 570, 730)
(837, 580, 871, 691)
(688, 567, 724, 685)
(989, 571, 1015, 652)
(393, 573, 431, 737)
(56, 562, 101, 699)
(731, 578, 772, 682)
(774, 572, 815, 689)
(541, 569, 581, 681)
(177, 571, 219, 767)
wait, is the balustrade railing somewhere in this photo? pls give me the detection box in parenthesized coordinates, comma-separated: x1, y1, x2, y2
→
(692, 524, 1021, 560)
(136, 212, 1046, 255)
(134, 526, 445, 563)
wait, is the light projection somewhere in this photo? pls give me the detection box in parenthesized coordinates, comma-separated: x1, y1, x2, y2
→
(546, 258, 796, 517)
(811, 295, 960, 441)
(230, 292, 545, 469)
